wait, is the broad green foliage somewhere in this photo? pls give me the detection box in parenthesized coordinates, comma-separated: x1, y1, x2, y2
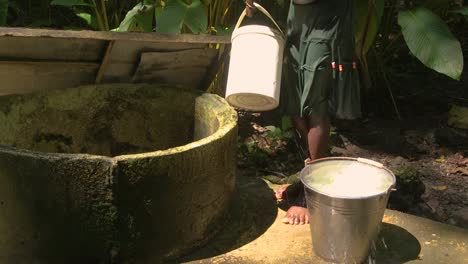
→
(398, 8, 463, 80)
(117, 2, 155, 32)
(51, 0, 208, 33)
(116, 0, 208, 34)
(156, 0, 207, 34)
(354, 1, 464, 82)
(51, 0, 110, 30)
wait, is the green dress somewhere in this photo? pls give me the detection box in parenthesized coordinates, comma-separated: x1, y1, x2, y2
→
(280, 0, 361, 119)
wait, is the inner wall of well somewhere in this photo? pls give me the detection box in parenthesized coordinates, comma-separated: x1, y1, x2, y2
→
(0, 84, 217, 156)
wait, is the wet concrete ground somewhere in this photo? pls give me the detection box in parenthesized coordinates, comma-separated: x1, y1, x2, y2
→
(175, 176, 468, 264)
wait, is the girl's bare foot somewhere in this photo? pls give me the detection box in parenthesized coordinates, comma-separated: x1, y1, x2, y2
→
(282, 206, 310, 225)
(275, 158, 313, 201)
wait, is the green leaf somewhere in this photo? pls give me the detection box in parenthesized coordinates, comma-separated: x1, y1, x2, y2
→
(156, 0, 207, 34)
(118, 3, 154, 32)
(155, 5, 164, 19)
(77, 12, 92, 26)
(118, 5, 138, 31)
(398, 8, 463, 80)
(135, 7, 154, 32)
(281, 116, 293, 132)
(50, 0, 91, 7)
(354, 0, 385, 55)
(184, 0, 208, 33)
(156, 0, 186, 33)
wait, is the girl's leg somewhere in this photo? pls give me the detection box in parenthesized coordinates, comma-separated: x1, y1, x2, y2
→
(274, 116, 309, 201)
(306, 115, 331, 160)
(291, 116, 310, 158)
(282, 114, 331, 225)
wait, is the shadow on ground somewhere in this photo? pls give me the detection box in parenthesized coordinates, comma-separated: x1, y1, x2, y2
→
(372, 223, 421, 264)
(171, 176, 278, 263)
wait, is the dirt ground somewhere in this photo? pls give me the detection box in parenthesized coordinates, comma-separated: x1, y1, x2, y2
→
(236, 73, 468, 229)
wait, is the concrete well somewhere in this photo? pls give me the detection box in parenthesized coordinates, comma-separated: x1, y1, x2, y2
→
(0, 84, 238, 263)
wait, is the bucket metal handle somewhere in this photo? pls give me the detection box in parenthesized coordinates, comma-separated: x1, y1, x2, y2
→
(235, 2, 285, 37)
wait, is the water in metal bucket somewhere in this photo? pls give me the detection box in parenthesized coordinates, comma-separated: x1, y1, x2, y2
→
(300, 157, 396, 264)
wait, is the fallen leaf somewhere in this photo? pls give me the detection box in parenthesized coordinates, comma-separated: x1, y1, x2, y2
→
(435, 156, 446, 163)
(449, 167, 468, 176)
(459, 158, 468, 166)
(431, 185, 448, 191)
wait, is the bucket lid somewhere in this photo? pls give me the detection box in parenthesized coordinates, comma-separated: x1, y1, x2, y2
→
(300, 157, 396, 199)
(226, 93, 278, 112)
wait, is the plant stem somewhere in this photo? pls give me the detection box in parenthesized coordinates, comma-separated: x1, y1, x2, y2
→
(381, 0, 397, 42)
(372, 47, 402, 120)
(359, 0, 376, 59)
(100, 0, 110, 31)
(91, 0, 105, 31)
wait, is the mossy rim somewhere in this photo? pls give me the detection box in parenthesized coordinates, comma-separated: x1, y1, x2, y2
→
(0, 83, 238, 161)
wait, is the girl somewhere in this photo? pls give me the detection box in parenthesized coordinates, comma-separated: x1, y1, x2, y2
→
(246, 0, 361, 225)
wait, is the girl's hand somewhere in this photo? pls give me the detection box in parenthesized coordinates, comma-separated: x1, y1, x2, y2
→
(245, 0, 255, 17)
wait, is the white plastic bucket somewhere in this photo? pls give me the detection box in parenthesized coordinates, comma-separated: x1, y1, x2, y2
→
(225, 4, 285, 112)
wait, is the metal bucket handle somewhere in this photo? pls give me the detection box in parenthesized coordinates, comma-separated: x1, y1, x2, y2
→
(356, 158, 384, 168)
(357, 157, 397, 192)
(235, 2, 285, 37)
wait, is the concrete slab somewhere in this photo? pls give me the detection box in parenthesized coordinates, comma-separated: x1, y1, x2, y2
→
(174, 176, 468, 264)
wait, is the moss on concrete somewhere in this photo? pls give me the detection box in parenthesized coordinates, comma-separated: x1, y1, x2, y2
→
(0, 148, 116, 263)
(114, 93, 238, 263)
(0, 84, 200, 156)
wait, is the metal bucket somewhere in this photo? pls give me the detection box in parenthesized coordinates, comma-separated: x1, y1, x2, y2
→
(300, 157, 396, 264)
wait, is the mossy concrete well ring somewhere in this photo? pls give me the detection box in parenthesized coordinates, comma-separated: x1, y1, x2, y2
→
(0, 83, 238, 263)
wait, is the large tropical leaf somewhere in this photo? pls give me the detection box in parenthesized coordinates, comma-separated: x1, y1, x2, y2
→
(398, 8, 463, 80)
(354, 0, 385, 55)
(156, 0, 207, 34)
(183, 0, 207, 33)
